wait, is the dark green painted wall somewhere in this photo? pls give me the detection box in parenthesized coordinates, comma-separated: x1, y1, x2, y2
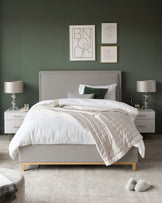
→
(0, 0, 162, 133)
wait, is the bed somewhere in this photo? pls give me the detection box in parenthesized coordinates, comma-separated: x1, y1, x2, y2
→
(10, 71, 144, 171)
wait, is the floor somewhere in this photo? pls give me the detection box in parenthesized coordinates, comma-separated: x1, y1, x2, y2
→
(0, 134, 162, 203)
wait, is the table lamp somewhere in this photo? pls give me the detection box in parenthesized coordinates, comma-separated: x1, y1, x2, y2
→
(136, 80, 156, 109)
(4, 81, 24, 110)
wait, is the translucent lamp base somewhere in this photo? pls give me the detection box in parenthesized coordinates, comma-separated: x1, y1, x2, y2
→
(141, 106, 150, 110)
(9, 106, 19, 111)
(142, 93, 150, 109)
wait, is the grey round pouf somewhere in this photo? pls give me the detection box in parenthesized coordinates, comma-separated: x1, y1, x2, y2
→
(0, 168, 25, 203)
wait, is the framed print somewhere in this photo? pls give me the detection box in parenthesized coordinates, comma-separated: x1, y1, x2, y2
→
(69, 25, 95, 61)
(101, 23, 117, 44)
(100, 46, 118, 63)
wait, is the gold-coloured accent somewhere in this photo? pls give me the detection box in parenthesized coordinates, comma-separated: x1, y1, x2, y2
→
(20, 162, 136, 172)
(138, 115, 146, 117)
(21, 163, 25, 171)
(9, 134, 13, 141)
(132, 163, 136, 172)
(137, 125, 146, 128)
(14, 126, 20, 128)
(13, 115, 22, 118)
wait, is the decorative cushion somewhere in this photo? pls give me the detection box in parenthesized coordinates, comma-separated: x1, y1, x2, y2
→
(83, 86, 108, 99)
(79, 83, 117, 100)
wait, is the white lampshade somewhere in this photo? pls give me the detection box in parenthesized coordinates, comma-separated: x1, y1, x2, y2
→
(136, 80, 156, 93)
(4, 81, 24, 94)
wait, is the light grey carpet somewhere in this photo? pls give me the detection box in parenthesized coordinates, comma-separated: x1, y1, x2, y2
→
(0, 135, 162, 203)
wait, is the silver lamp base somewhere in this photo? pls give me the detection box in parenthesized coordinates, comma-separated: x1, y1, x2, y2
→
(142, 93, 150, 109)
(9, 93, 19, 111)
(9, 106, 19, 111)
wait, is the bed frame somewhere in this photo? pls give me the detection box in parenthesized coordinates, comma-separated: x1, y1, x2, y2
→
(20, 71, 138, 171)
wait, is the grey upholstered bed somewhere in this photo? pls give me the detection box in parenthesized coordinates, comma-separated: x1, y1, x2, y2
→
(19, 71, 138, 171)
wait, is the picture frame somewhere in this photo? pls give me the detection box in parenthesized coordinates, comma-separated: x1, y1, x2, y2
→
(100, 46, 118, 63)
(69, 25, 95, 61)
(101, 23, 117, 44)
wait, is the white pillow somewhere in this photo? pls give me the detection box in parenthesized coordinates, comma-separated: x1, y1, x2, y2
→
(67, 92, 94, 99)
(78, 83, 117, 100)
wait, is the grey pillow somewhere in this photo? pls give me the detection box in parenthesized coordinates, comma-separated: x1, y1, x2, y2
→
(67, 92, 94, 99)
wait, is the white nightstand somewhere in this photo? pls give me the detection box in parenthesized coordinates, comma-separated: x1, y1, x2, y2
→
(135, 109, 155, 133)
(4, 109, 28, 140)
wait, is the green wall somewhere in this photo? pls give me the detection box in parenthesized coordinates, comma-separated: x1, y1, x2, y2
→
(0, 0, 162, 133)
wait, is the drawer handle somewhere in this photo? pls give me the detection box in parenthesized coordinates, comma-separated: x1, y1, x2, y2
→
(14, 126, 20, 128)
(14, 116, 22, 118)
(137, 125, 146, 128)
(138, 115, 146, 117)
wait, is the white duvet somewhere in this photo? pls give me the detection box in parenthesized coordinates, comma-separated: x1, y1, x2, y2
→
(9, 98, 145, 163)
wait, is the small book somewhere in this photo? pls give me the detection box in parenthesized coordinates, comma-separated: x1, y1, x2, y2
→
(20, 108, 29, 112)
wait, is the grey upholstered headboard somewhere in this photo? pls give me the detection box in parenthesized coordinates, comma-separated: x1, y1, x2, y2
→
(39, 71, 122, 101)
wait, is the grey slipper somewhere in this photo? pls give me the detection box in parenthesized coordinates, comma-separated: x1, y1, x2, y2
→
(135, 180, 151, 192)
(125, 178, 137, 191)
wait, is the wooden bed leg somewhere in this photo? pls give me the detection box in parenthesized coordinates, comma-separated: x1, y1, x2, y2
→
(132, 163, 136, 171)
(21, 163, 25, 171)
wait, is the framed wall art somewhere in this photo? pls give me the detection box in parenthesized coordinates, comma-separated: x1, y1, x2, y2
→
(101, 23, 117, 44)
(100, 46, 118, 63)
(69, 25, 95, 61)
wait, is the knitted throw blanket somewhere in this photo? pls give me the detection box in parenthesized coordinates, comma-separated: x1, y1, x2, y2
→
(46, 105, 142, 165)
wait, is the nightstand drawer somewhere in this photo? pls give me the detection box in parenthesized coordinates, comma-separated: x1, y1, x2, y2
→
(135, 119, 155, 133)
(5, 119, 24, 134)
(5, 112, 26, 120)
(136, 110, 155, 120)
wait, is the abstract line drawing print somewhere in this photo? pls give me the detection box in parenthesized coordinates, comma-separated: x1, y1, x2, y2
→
(69, 25, 95, 61)
(72, 28, 93, 58)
